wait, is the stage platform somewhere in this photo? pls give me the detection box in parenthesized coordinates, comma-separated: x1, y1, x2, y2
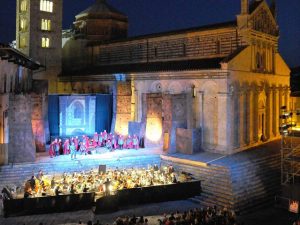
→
(1, 139, 298, 214)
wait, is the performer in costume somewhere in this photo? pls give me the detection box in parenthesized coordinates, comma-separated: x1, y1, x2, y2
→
(85, 135, 90, 149)
(111, 135, 117, 150)
(126, 135, 133, 149)
(63, 139, 70, 155)
(98, 132, 103, 147)
(49, 140, 55, 158)
(103, 130, 108, 144)
(54, 139, 60, 157)
(58, 139, 63, 155)
(93, 132, 98, 147)
(133, 135, 139, 150)
(118, 135, 124, 149)
(106, 139, 112, 150)
(74, 136, 79, 150)
(70, 141, 77, 160)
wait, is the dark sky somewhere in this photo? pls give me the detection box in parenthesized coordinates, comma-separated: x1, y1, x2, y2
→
(0, 0, 299, 67)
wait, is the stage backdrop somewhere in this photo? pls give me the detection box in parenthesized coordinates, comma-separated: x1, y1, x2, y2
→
(48, 95, 112, 138)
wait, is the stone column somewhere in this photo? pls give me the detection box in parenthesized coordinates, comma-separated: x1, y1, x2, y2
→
(252, 89, 259, 143)
(239, 91, 245, 147)
(198, 91, 204, 148)
(248, 90, 254, 144)
(266, 88, 272, 140)
(230, 92, 240, 148)
(186, 94, 193, 129)
(217, 92, 228, 151)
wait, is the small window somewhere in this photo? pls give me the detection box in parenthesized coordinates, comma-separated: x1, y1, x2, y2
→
(40, 0, 53, 13)
(19, 36, 26, 48)
(20, 18, 27, 31)
(41, 37, 50, 48)
(41, 19, 51, 31)
(20, 0, 27, 12)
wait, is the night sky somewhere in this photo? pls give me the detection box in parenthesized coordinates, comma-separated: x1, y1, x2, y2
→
(0, 0, 299, 67)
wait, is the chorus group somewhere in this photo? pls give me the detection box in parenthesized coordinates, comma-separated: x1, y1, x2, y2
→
(22, 165, 191, 199)
(49, 130, 140, 159)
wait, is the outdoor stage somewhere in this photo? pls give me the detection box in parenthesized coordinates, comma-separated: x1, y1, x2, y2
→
(0, 140, 288, 214)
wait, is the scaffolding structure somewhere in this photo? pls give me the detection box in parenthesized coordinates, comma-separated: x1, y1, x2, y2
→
(280, 106, 300, 185)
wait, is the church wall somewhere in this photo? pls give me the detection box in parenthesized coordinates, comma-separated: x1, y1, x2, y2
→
(90, 27, 244, 68)
(226, 46, 290, 153)
(132, 74, 229, 153)
(0, 54, 36, 164)
(8, 94, 36, 163)
(0, 94, 9, 165)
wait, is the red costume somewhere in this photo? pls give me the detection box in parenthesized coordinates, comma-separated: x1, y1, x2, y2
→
(63, 139, 70, 155)
(93, 132, 98, 147)
(126, 136, 133, 149)
(74, 137, 79, 150)
(85, 136, 90, 149)
(49, 141, 55, 157)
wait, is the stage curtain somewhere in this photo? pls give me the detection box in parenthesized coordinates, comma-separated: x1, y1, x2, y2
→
(48, 95, 59, 138)
(96, 94, 113, 133)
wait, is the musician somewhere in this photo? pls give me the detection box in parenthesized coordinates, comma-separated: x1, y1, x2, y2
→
(55, 186, 62, 196)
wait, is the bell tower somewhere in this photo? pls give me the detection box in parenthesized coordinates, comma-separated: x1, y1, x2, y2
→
(16, 0, 63, 92)
(237, 0, 249, 29)
(241, 0, 249, 14)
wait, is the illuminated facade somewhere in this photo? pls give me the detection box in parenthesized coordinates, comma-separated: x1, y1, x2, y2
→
(14, 0, 291, 155)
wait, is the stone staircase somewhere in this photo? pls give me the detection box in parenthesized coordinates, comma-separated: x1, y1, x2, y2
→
(161, 151, 281, 214)
(161, 159, 235, 210)
(0, 155, 161, 191)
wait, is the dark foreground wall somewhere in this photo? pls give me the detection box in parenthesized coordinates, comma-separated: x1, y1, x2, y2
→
(94, 180, 201, 214)
(3, 192, 95, 217)
(8, 94, 35, 163)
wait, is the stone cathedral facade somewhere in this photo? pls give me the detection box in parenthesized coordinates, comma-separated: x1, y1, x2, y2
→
(10, 0, 290, 158)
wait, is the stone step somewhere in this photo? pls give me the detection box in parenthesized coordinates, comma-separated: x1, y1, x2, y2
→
(195, 192, 234, 204)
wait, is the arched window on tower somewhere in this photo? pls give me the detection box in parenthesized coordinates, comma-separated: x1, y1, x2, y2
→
(20, 18, 27, 32)
(19, 36, 26, 48)
(20, 0, 27, 12)
(40, 0, 53, 13)
(41, 37, 50, 48)
(41, 19, 51, 31)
